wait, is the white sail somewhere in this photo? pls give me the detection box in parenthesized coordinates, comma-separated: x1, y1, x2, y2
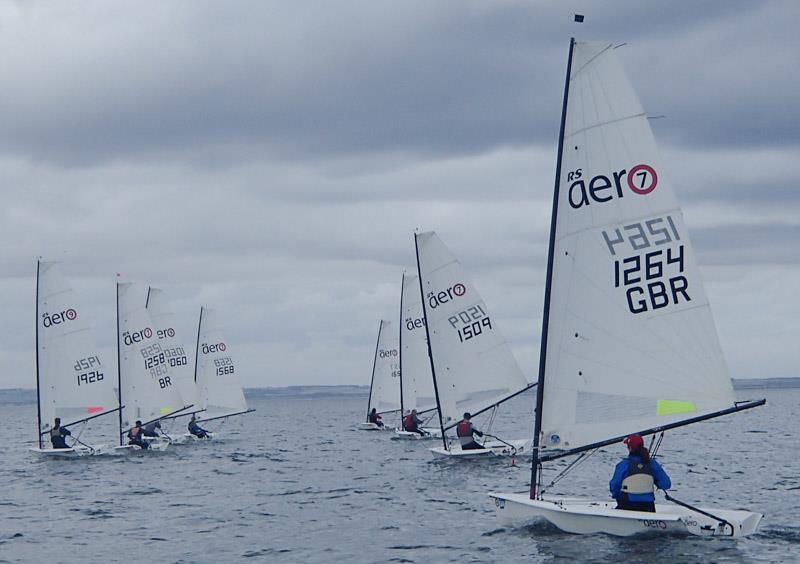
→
(367, 320, 401, 415)
(415, 231, 530, 428)
(118, 282, 185, 430)
(35, 261, 118, 443)
(400, 274, 436, 414)
(538, 41, 735, 454)
(195, 307, 249, 420)
(145, 287, 200, 412)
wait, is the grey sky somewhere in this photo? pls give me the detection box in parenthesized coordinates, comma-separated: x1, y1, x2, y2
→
(1, 1, 798, 388)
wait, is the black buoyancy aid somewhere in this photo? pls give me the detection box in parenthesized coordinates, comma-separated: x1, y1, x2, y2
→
(456, 420, 471, 437)
(621, 459, 655, 494)
(403, 414, 415, 430)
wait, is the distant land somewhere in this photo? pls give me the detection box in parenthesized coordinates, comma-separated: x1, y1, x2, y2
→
(1, 379, 797, 405)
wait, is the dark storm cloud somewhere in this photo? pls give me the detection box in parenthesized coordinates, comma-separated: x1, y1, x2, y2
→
(0, 1, 791, 168)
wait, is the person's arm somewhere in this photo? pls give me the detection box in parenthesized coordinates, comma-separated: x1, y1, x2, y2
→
(62, 427, 72, 437)
(609, 460, 627, 498)
(472, 424, 483, 437)
(650, 459, 671, 490)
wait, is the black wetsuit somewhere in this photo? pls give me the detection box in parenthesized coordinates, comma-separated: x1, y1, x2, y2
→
(50, 426, 71, 449)
(188, 421, 208, 438)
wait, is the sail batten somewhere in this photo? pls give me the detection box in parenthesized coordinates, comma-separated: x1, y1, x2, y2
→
(415, 231, 531, 430)
(194, 307, 251, 421)
(366, 320, 401, 415)
(400, 274, 437, 415)
(536, 40, 737, 456)
(36, 261, 119, 446)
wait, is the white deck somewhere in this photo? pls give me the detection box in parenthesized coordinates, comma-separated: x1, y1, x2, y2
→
(430, 439, 530, 458)
(488, 492, 763, 538)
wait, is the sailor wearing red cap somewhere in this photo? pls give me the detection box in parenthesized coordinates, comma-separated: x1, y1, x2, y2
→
(609, 434, 671, 512)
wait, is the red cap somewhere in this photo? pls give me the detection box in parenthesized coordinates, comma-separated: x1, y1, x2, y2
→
(624, 434, 643, 450)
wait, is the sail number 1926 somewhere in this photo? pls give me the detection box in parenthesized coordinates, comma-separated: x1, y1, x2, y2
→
(74, 355, 103, 386)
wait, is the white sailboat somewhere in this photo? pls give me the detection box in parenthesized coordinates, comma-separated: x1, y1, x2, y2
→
(414, 232, 535, 457)
(393, 273, 441, 440)
(489, 39, 765, 537)
(191, 306, 254, 438)
(116, 282, 189, 451)
(145, 287, 201, 443)
(31, 260, 120, 457)
(358, 319, 400, 430)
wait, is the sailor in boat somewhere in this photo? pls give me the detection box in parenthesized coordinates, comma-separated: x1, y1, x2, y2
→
(188, 415, 210, 439)
(127, 420, 150, 450)
(403, 409, 426, 436)
(456, 413, 484, 450)
(49, 418, 72, 449)
(142, 420, 162, 438)
(368, 408, 384, 428)
(609, 434, 671, 512)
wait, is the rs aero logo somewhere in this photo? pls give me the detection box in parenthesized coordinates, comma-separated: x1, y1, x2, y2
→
(427, 283, 466, 309)
(156, 328, 176, 339)
(202, 342, 226, 354)
(379, 348, 398, 358)
(41, 308, 77, 328)
(405, 316, 426, 331)
(567, 164, 658, 209)
(123, 327, 153, 345)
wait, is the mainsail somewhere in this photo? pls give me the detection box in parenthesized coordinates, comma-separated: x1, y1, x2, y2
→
(117, 282, 185, 435)
(536, 40, 744, 458)
(366, 319, 401, 416)
(399, 274, 436, 414)
(145, 287, 200, 413)
(194, 307, 251, 421)
(35, 261, 119, 447)
(415, 231, 531, 430)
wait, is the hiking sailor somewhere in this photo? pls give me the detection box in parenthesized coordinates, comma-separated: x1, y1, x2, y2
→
(142, 420, 162, 438)
(456, 412, 484, 450)
(368, 407, 384, 428)
(403, 409, 426, 436)
(49, 417, 72, 449)
(188, 414, 209, 439)
(610, 434, 671, 512)
(127, 420, 150, 450)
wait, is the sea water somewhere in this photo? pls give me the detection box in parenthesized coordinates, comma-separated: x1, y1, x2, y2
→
(1, 388, 798, 563)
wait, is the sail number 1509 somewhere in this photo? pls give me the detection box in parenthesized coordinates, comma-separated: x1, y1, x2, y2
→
(448, 304, 493, 343)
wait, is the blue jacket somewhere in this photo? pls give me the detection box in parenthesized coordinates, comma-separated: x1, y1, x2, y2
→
(609, 455, 671, 502)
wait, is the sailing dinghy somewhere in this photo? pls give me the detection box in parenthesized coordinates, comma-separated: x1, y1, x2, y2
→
(359, 319, 401, 430)
(116, 282, 190, 452)
(190, 306, 255, 439)
(31, 260, 120, 457)
(393, 273, 441, 440)
(489, 39, 765, 537)
(145, 287, 201, 443)
(414, 232, 536, 457)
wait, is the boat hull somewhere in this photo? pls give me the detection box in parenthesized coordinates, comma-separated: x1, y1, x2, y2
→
(29, 446, 101, 457)
(357, 422, 390, 431)
(430, 439, 530, 458)
(392, 428, 441, 440)
(488, 493, 763, 538)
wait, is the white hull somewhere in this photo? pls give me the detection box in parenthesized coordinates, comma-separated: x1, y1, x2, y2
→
(392, 428, 441, 440)
(29, 445, 102, 457)
(357, 422, 390, 431)
(113, 440, 170, 453)
(488, 493, 763, 538)
(182, 432, 215, 441)
(430, 439, 530, 458)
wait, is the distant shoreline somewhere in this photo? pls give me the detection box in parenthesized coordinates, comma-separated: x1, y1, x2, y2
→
(0, 378, 797, 403)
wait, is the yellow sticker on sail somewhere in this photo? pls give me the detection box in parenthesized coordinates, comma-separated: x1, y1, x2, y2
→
(160, 407, 173, 414)
(657, 400, 696, 416)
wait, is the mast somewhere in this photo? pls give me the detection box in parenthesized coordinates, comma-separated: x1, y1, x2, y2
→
(34, 260, 43, 449)
(116, 282, 124, 446)
(191, 306, 204, 415)
(530, 37, 575, 499)
(365, 320, 382, 422)
(398, 273, 405, 428)
(414, 232, 448, 449)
